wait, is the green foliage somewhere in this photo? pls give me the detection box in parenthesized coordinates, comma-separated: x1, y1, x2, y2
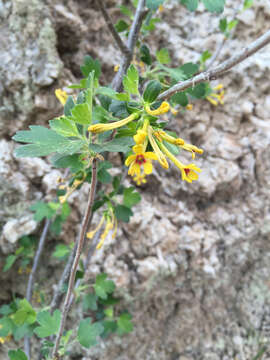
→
(115, 19, 129, 32)
(115, 204, 133, 223)
(49, 117, 79, 137)
(80, 55, 101, 79)
(13, 299, 36, 326)
(143, 80, 162, 103)
(89, 137, 134, 153)
(140, 44, 152, 65)
(180, 0, 226, 13)
(219, 18, 227, 33)
(52, 244, 71, 259)
(3, 255, 17, 272)
(180, 0, 198, 11)
(8, 349, 28, 360)
(83, 294, 98, 311)
(77, 318, 104, 348)
(162, 62, 199, 81)
(123, 187, 141, 208)
(146, 0, 164, 10)
(156, 48, 171, 64)
(117, 313, 133, 335)
(34, 310, 61, 338)
(30, 201, 56, 221)
(123, 65, 139, 95)
(94, 274, 115, 300)
(243, 0, 253, 10)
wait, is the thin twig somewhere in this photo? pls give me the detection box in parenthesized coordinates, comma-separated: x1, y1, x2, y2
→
(24, 218, 51, 358)
(158, 29, 270, 100)
(96, 0, 131, 57)
(52, 159, 98, 359)
(112, 0, 147, 91)
(205, 0, 242, 70)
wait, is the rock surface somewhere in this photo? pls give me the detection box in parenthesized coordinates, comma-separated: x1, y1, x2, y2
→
(1, 0, 270, 359)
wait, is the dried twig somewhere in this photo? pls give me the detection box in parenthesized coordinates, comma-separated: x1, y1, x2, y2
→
(96, 0, 131, 57)
(112, 0, 147, 91)
(24, 218, 51, 358)
(52, 159, 98, 359)
(158, 29, 270, 100)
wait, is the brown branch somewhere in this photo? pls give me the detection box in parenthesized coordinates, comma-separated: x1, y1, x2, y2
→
(52, 159, 98, 359)
(96, 0, 131, 57)
(112, 0, 147, 91)
(158, 29, 270, 100)
(24, 218, 51, 359)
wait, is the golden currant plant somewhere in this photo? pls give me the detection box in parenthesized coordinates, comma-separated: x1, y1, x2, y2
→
(1, 0, 269, 359)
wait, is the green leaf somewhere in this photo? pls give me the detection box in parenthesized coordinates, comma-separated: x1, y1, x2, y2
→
(123, 187, 141, 208)
(200, 50, 212, 64)
(3, 255, 17, 272)
(101, 320, 117, 338)
(13, 126, 83, 158)
(143, 80, 162, 103)
(109, 100, 129, 118)
(8, 349, 28, 360)
(0, 304, 13, 315)
(163, 62, 198, 81)
(180, 0, 199, 11)
(117, 313, 133, 335)
(49, 117, 79, 138)
(77, 318, 104, 348)
(30, 201, 55, 221)
(115, 19, 129, 32)
(50, 153, 84, 172)
(156, 48, 171, 64)
(243, 0, 253, 10)
(13, 323, 34, 341)
(146, 0, 164, 10)
(71, 103, 92, 125)
(202, 0, 225, 13)
(81, 55, 101, 79)
(118, 5, 133, 17)
(94, 273, 115, 300)
(34, 310, 61, 338)
(163, 140, 180, 155)
(115, 204, 133, 223)
(227, 19, 238, 31)
(171, 92, 188, 107)
(64, 96, 75, 116)
(140, 44, 152, 65)
(187, 82, 208, 98)
(83, 294, 98, 311)
(13, 299, 36, 326)
(98, 168, 112, 184)
(52, 244, 70, 259)
(89, 137, 134, 153)
(123, 65, 139, 95)
(0, 317, 14, 337)
(219, 18, 227, 32)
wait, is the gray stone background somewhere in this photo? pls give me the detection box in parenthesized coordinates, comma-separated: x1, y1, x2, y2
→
(1, 0, 270, 359)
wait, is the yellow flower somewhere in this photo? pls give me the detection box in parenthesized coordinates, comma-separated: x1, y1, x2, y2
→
(133, 119, 149, 145)
(145, 101, 170, 116)
(186, 104, 193, 111)
(55, 89, 68, 105)
(180, 143, 204, 160)
(59, 177, 84, 204)
(114, 64, 120, 72)
(154, 130, 185, 146)
(206, 84, 225, 106)
(133, 173, 147, 185)
(148, 127, 169, 169)
(171, 107, 178, 115)
(97, 214, 117, 249)
(88, 113, 139, 134)
(87, 216, 105, 239)
(158, 4, 164, 12)
(159, 142, 201, 183)
(125, 144, 157, 176)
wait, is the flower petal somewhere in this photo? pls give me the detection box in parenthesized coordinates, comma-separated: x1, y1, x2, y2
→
(125, 154, 136, 166)
(144, 152, 158, 160)
(143, 161, 153, 175)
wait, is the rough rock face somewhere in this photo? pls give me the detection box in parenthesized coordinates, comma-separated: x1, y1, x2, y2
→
(1, 0, 270, 359)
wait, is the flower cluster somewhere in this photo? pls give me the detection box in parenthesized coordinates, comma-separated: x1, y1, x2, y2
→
(206, 84, 224, 106)
(87, 209, 117, 249)
(88, 101, 203, 185)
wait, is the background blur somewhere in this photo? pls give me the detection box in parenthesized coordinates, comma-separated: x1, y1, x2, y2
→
(1, 0, 270, 359)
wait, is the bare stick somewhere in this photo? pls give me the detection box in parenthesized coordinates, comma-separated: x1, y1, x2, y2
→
(52, 159, 98, 359)
(205, 1, 242, 70)
(24, 218, 51, 358)
(96, 0, 131, 57)
(112, 0, 146, 91)
(158, 29, 270, 100)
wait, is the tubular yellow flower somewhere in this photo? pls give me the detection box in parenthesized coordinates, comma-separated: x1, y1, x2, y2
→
(133, 173, 147, 185)
(114, 64, 120, 72)
(186, 104, 193, 110)
(88, 113, 139, 134)
(154, 130, 185, 146)
(145, 101, 170, 116)
(180, 143, 204, 160)
(59, 177, 84, 204)
(96, 214, 117, 249)
(125, 144, 158, 176)
(133, 118, 149, 145)
(159, 142, 201, 183)
(148, 127, 169, 169)
(55, 89, 68, 105)
(206, 84, 225, 106)
(87, 216, 105, 239)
